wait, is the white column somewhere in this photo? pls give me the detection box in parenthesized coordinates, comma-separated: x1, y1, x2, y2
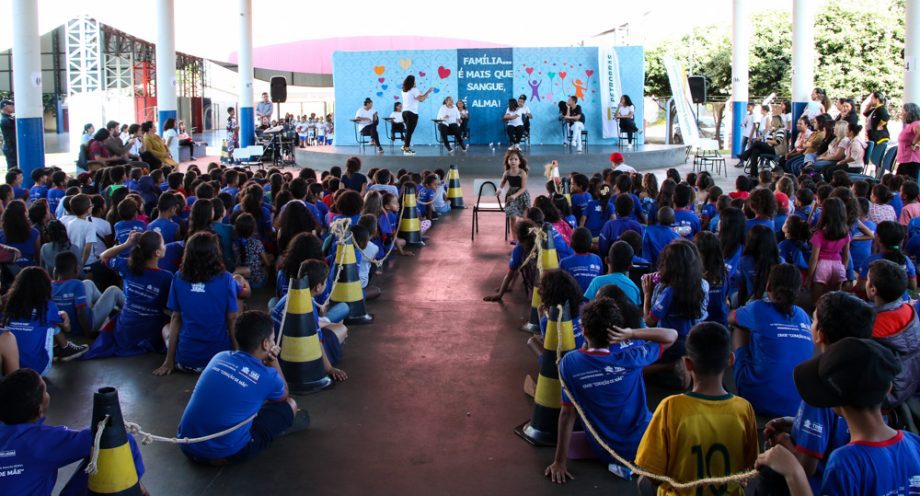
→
(10, 0, 45, 180)
(791, 0, 816, 135)
(907, 0, 920, 102)
(731, 0, 750, 157)
(155, 0, 177, 135)
(238, 0, 255, 147)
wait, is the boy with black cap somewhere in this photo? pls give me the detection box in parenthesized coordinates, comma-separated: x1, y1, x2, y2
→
(758, 337, 920, 495)
(762, 291, 874, 493)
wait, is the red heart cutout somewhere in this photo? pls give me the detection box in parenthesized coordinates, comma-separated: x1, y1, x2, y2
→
(525, 67, 534, 75)
(559, 72, 567, 79)
(437, 66, 451, 79)
(378, 77, 385, 83)
(585, 70, 594, 77)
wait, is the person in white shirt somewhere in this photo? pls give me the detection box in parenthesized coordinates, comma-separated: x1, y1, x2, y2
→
(562, 96, 585, 152)
(388, 102, 405, 142)
(162, 118, 179, 163)
(354, 98, 384, 153)
(401, 75, 433, 155)
(504, 99, 525, 150)
(436, 96, 466, 153)
(614, 94, 639, 144)
(757, 105, 772, 139)
(456, 99, 470, 140)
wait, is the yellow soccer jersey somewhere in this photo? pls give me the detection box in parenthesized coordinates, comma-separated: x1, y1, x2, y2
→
(634, 392, 759, 496)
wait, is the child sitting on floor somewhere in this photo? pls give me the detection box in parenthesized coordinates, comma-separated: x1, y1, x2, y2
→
(559, 227, 602, 293)
(52, 251, 124, 337)
(636, 322, 758, 495)
(584, 241, 640, 304)
(544, 297, 677, 484)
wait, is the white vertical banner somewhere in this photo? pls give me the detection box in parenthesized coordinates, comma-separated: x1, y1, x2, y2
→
(664, 56, 702, 145)
(598, 46, 621, 139)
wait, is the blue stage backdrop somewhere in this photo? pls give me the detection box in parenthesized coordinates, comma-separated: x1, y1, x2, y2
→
(332, 46, 644, 147)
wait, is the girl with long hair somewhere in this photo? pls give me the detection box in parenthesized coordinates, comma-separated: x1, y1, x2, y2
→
(499, 149, 530, 233)
(400, 74, 433, 155)
(807, 197, 850, 305)
(734, 225, 781, 305)
(0, 200, 41, 267)
(695, 231, 729, 326)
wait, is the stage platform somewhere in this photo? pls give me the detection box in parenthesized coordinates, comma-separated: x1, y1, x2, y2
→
(292, 143, 689, 175)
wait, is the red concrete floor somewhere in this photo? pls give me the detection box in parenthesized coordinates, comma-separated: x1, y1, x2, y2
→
(46, 184, 655, 495)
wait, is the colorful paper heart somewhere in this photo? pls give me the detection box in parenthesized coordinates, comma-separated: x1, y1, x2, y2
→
(437, 66, 451, 79)
(525, 67, 533, 75)
(373, 66, 385, 76)
(418, 71, 426, 77)
(394, 95, 400, 100)
(381, 84, 388, 90)
(378, 77, 385, 83)
(376, 91, 383, 97)
(433, 87, 440, 93)
(559, 72, 567, 79)
(548, 72, 556, 79)
(399, 58, 412, 70)
(586, 70, 594, 77)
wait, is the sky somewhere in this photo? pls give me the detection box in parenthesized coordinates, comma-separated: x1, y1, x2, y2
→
(1, 0, 801, 62)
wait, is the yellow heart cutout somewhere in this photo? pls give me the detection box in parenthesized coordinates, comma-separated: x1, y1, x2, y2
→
(398, 58, 412, 70)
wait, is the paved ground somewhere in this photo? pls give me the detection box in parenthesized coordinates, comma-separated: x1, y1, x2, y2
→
(45, 156, 750, 495)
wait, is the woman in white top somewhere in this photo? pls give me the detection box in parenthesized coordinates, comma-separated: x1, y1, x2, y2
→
(177, 120, 196, 160)
(821, 122, 866, 181)
(436, 96, 466, 153)
(504, 99, 525, 150)
(162, 118, 179, 163)
(812, 121, 849, 172)
(804, 87, 827, 120)
(401, 75, 433, 156)
(354, 97, 384, 153)
(389, 102, 405, 139)
(614, 94, 638, 144)
(456, 100, 470, 140)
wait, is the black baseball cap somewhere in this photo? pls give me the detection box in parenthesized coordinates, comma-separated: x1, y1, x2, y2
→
(794, 337, 900, 408)
(0, 100, 12, 109)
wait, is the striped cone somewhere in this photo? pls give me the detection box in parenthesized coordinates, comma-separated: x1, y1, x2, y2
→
(88, 387, 142, 496)
(447, 164, 465, 209)
(398, 184, 424, 246)
(328, 232, 374, 325)
(523, 223, 559, 333)
(515, 302, 577, 446)
(279, 276, 334, 393)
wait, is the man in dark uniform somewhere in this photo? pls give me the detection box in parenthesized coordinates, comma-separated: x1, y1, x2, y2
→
(0, 100, 15, 169)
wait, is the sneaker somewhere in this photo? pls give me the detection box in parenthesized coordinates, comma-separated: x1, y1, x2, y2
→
(461, 145, 469, 152)
(55, 342, 88, 362)
(446, 146, 454, 153)
(377, 147, 384, 154)
(403, 148, 416, 156)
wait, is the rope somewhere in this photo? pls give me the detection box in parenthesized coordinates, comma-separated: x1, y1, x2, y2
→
(84, 415, 110, 475)
(550, 305, 759, 491)
(518, 225, 548, 276)
(364, 191, 408, 267)
(84, 412, 259, 475)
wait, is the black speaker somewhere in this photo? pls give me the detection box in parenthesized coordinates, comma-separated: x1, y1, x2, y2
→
(270, 76, 287, 103)
(688, 76, 707, 104)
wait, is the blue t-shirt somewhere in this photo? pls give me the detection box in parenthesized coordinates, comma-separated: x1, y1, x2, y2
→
(584, 272, 640, 304)
(571, 192, 591, 220)
(705, 273, 730, 326)
(559, 344, 661, 461)
(220, 186, 240, 201)
(673, 208, 701, 238)
(509, 245, 527, 270)
(613, 192, 644, 221)
(701, 203, 718, 226)
(109, 258, 172, 356)
(778, 240, 810, 271)
(725, 246, 743, 282)
(159, 240, 184, 273)
(167, 271, 240, 369)
(793, 206, 813, 221)
(178, 351, 286, 459)
(51, 279, 88, 336)
(709, 214, 720, 233)
(549, 226, 574, 260)
(821, 431, 920, 496)
(792, 401, 850, 494)
(774, 213, 788, 239)
(560, 253, 602, 293)
(114, 219, 146, 253)
(850, 220, 877, 275)
(582, 199, 613, 237)
(0, 227, 40, 267)
(641, 225, 680, 267)
(733, 298, 813, 417)
(732, 254, 784, 302)
(12, 186, 27, 200)
(28, 184, 48, 203)
(745, 217, 775, 236)
(0, 419, 144, 496)
(598, 218, 644, 257)
(892, 193, 904, 219)
(147, 218, 180, 244)
(417, 186, 435, 217)
(859, 253, 917, 280)
(907, 235, 920, 265)
(6, 303, 63, 375)
(650, 281, 709, 337)
(46, 188, 66, 215)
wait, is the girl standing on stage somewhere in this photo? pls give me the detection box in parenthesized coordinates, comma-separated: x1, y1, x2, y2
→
(500, 149, 530, 233)
(401, 75, 433, 156)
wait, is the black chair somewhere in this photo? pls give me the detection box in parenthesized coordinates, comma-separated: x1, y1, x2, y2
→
(560, 122, 588, 151)
(384, 117, 405, 147)
(351, 119, 370, 151)
(433, 119, 461, 152)
(471, 179, 508, 241)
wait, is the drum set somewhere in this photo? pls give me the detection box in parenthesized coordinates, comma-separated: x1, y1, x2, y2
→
(256, 124, 298, 166)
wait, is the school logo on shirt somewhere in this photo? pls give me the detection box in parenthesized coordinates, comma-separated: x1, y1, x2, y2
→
(909, 475, 920, 491)
(802, 419, 824, 436)
(604, 365, 626, 375)
(191, 283, 206, 293)
(0, 450, 14, 458)
(240, 366, 260, 381)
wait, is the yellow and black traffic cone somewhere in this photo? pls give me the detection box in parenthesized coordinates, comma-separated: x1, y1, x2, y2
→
(515, 302, 577, 446)
(398, 184, 424, 246)
(88, 387, 142, 496)
(328, 231, 374, 325)
(279, 276, 333, 393)
(523, 223, 559, 333)
(447, 164, 465, 209)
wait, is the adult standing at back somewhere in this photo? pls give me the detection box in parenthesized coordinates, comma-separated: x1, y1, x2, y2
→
(864, 91, 890, 146)
(256, 92, 273, 123)
(401, 75, 432, 156)
(897, 103, 920, 179)
(0, 100, 15, 169)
